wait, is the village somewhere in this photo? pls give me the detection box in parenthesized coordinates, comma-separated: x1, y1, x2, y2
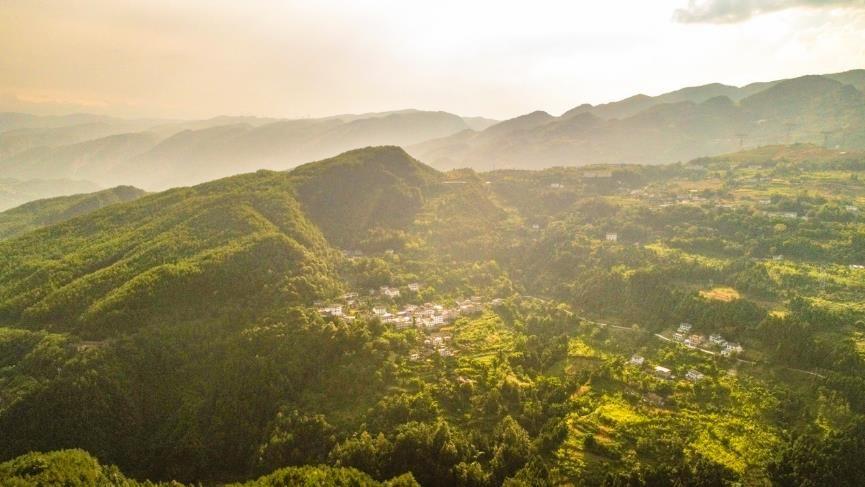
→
(316, 283, 504, 359)
(621, 322, 747, 400)
(670, 322, 744, 358)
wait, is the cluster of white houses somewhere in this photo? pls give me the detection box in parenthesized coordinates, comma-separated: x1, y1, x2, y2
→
(317, 288, 501, 332)
(672, 323, 743, 357)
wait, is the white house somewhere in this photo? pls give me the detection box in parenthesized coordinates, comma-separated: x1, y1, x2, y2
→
(408, 283, 421, 292)
(677, 323, 693, 334)
(605, 233, 618, 242)
(686, 369, 705, 382)
(654, 366, 672, 379)
(380, 286, 401, 298)
(629, 355, 645, 366)
(318, 304, 343, 317)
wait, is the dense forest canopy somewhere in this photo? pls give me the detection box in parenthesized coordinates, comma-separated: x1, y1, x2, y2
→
(2, 144, 865, 485)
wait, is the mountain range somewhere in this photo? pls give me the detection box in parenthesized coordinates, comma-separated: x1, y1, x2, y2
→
(0, 177, 102, 212)
(409, 69, 865, 169)
(0, 185, 147, 240)
(1, 69, 863, 193)
(0, 110, 496, 190)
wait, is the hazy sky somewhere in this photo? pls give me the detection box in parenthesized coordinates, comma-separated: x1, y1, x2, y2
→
(2, 0, 864, 120)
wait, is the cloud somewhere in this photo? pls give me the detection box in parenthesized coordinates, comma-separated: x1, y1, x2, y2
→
(674, 0, 865, 23)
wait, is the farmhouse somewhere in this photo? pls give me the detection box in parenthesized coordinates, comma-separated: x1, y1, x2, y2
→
(654, 366, 672, 379)
(318, 304, 343, 317)
(686, 369, 705, 382)
(380, 286, 401, 298)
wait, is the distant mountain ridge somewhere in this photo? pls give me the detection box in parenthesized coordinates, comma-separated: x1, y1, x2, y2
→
(409, 69, 865, 170)
(0, 110, 497, 190)
(0, 178, 102, 211)
(2, 69, 863, 184)
(0, 185, 147, 240)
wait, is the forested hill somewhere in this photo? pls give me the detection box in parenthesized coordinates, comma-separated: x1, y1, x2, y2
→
(0, 185, 147, 240)
(2, 144, 865, 485)
(289, 146, 442, 248)
(0, 146, 447, 339)
(0, 449, 420, 486)
(0, 167, 341, 338)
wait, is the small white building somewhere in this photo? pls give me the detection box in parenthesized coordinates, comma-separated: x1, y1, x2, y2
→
(686, 369, 705, 382)
(318, 304, 343, 317)
(549, 183, 564, 189)
(380, 286, 401, 298)
(654, 366, 672, 379)
(629, 355, 645, 366)
(605, 233, 618, 242)
(408, 282, 421, 292)
(677, 323, 693, 334)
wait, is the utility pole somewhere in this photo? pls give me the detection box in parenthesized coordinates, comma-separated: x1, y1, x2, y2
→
(821, 130, 832, 148)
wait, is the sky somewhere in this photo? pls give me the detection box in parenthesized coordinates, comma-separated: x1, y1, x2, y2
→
(1, 0, 864, 121)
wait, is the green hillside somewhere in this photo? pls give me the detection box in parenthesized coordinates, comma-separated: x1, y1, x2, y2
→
(0, 171, 340, 338)
(0, 185, 147, 240)
(289, 146, 441, 248)
(0, 449, 417, 486)
(1, 145, 865, 485)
